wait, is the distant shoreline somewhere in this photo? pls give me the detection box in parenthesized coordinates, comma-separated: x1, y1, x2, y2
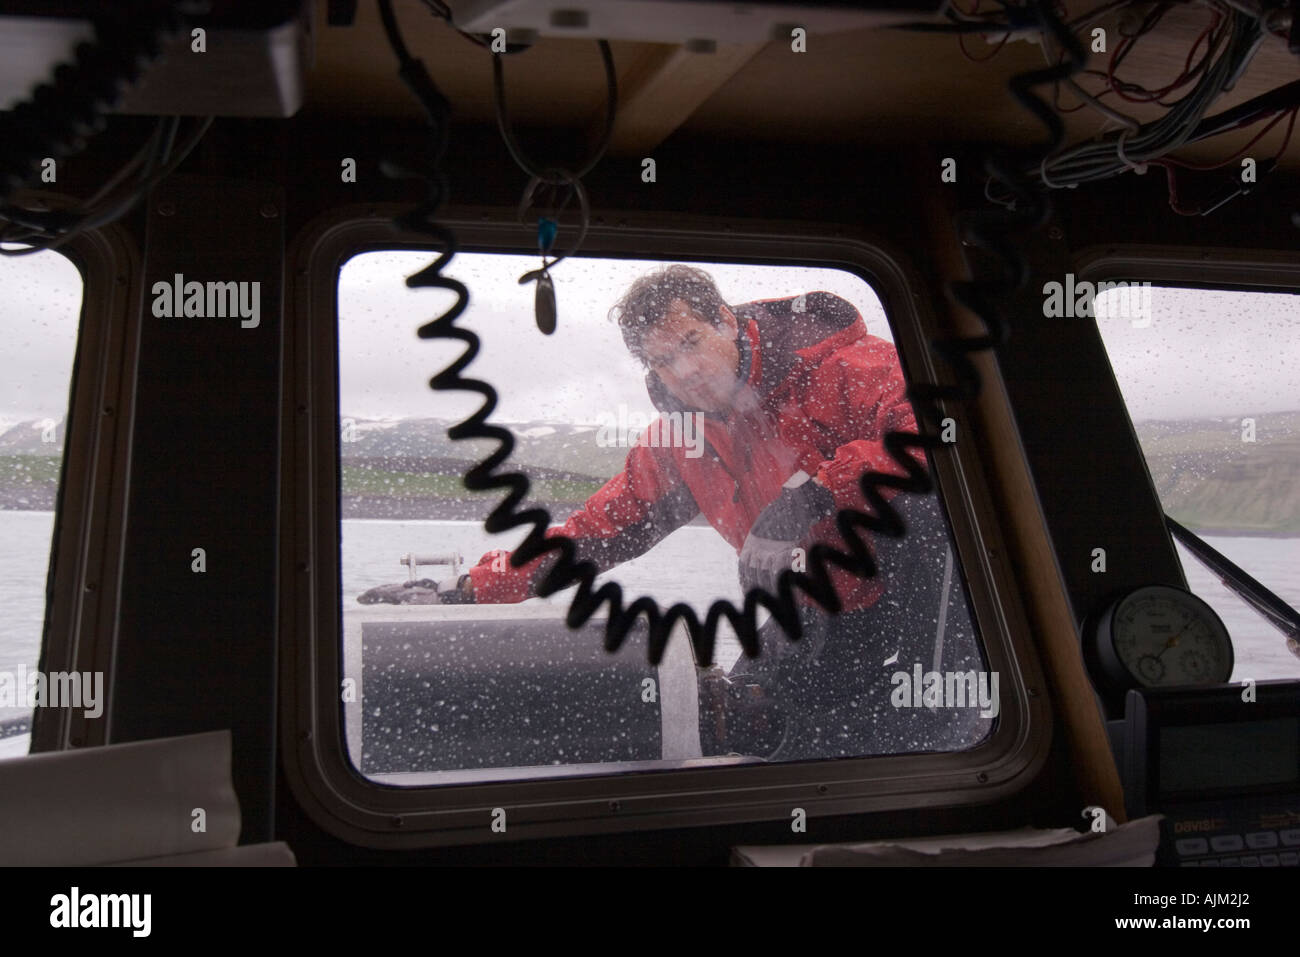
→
(338, 496, 718, 526)
(340, 496, 582, 523)
(330, 500, 1290, 538)
(0, 502, 1294, 538)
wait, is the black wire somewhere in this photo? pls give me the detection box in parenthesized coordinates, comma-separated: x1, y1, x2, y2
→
(0, 118, 175, 252)
(1196, 78, 1300, 132)
(493, 40, 618, 183)
(891, 18, 1025, 32)
(85, 117, 173, 209)
(416, 0, 534, 52)
(377, 0, 414, 62)
(1, 116, 214, 256)
(377, 0, 1084, 666)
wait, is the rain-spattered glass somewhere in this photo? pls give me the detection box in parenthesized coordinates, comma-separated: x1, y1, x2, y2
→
(0, 250, 84, 756)
(1094, 284, 1300, 683)
(338, 252, 993, 784)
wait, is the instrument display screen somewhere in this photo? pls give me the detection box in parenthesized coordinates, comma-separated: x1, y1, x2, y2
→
(1159, 718, 1300, 794)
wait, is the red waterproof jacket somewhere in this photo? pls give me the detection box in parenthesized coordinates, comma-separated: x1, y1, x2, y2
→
(465, 291, 921, 611)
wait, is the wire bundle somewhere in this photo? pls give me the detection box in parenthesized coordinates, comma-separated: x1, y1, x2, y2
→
(1036, 6, 1267, 187)
(919, 1, 1298, 214)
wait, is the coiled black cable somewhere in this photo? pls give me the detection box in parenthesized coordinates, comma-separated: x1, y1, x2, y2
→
(0, 3, 202, 203)
(377, 0, 1085, 667)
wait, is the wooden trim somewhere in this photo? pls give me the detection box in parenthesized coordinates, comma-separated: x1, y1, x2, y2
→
(911, 148, 1129, 822)
(593, 41, 767, 156)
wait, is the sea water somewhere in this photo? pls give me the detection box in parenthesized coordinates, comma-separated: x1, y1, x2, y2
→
(1, 510, 1297, 741)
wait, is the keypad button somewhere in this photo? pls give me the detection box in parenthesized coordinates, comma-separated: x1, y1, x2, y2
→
(1201, 859, 1220, 867)
(1176, 838, 1209, 856)
(1211, 834, 1244, 852)
(1220, 857, 1240, 866)
(1280, 852, 1298, 866)
(1260, 854, 1279, 867)
(1179, 862, 1199, 867)
(1240, 855, 1260, 867)
(1246, 831, 1279, 849)
(1280, 829, 1300, 847)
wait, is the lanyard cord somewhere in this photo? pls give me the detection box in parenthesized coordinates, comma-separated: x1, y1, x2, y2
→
(494, 40, 618, 184)
(496, 41, 616, 331)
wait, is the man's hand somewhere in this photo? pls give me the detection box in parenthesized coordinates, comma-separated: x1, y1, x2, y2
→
(738, 476, 836, 593)
(357, 575, 475, 605)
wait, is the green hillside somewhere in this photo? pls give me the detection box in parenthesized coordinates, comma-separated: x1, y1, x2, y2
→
(1134, 411, 1300, 535)
(0, 455, 60, 509)
(341, 464, 603, 504)
(4, 411, 1297, 534)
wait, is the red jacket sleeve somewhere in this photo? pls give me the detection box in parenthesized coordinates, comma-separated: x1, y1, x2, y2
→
(466, 435, 699, 603)
(799, 336, 922, 510)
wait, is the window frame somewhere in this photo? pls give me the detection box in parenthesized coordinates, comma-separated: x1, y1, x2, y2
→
(281, 204, 1053, 848)
(1075, 244, 1300, 295)
(1073, 243, 1300, 535)
(1074, 242, 1300, 672)
(5, 206, 143, 754)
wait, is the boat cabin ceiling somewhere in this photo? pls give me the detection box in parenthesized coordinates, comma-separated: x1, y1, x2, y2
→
(311, 0, 1300, 171)
(1, 0, 1297, 869)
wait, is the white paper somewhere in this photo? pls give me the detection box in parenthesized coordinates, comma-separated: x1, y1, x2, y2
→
(0, 730, 242, 866)
(733, 816, 1162, 867)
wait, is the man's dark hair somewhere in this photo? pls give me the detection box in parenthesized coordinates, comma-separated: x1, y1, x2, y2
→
(608, 264, 732, 365)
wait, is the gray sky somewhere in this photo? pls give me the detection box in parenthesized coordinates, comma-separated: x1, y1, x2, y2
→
(0, 250, 83, 427)
(1092, 285, 1300, 423)
(338, 253, 893, 424)
(1, 249, 1297, 426)
(339, 252, 1300, 424)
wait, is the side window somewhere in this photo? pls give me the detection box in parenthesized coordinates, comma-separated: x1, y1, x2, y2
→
(1092, 283, 1300, 682)
(338, 254, 994, 783)
(0, 250, 85, 756)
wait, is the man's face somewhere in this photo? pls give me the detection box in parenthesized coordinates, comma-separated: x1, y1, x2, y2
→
(642, 299, 741, 412)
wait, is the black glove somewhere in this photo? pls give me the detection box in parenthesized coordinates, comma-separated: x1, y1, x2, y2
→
(738, 478, 837, 594)
(357, 575, 475, 605)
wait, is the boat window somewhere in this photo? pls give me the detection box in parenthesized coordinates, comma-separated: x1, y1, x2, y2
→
(0, 249, 84, 757)
(338, 252, 995, 785)
(1092, 284, 1300, 683)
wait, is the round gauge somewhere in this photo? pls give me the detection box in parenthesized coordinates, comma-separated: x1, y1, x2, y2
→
(1093, 585, 1234, 689)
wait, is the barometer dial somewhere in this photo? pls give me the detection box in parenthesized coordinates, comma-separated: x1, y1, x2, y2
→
(1096, 585, 1234, 689)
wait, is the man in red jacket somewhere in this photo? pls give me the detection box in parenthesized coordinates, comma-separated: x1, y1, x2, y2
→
(362, 265, 988, 759)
